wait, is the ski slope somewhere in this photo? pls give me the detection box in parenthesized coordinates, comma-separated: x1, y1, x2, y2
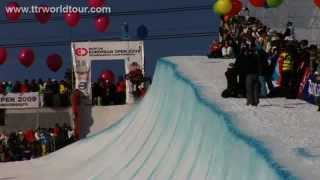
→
(2, 56, 320, 180)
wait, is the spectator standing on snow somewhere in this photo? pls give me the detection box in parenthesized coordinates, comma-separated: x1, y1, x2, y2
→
(279, 46, 294, 98)
(245, 44, 261, 106)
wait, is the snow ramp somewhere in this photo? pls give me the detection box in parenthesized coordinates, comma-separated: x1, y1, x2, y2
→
(0, 57, 297, 180)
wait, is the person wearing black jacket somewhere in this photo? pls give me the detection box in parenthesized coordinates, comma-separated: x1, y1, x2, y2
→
(234, 41, 249, 97)
(243, 44, 261, 106)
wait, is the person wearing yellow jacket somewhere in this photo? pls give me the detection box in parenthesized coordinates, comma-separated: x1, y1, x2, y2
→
(279, 47, 295, 98)
(59, 81, 69, 106)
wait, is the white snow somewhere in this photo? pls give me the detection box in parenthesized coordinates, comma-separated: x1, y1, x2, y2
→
(0, 56, 319, 180)
(168, 56, 320, 180)
(88, 105, 133, 135)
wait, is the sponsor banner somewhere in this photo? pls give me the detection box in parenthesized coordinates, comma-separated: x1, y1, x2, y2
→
(0, 92, 39, 109)
(302, 75, 320, 105)
(71, 41, 144, 104)
(73, 41, 144, 60)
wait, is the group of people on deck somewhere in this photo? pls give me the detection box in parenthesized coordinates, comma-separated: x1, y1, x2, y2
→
(209, 14, 320, 111)
(0, 79, 72, 107)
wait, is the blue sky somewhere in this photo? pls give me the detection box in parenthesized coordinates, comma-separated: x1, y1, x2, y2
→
(0, 0, 218, 81)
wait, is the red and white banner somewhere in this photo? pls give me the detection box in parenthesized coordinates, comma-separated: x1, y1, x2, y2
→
(71, 41, 145, 104)
(0, 92, 40, 109)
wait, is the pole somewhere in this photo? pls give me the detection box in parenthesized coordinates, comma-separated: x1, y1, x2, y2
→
(36, 108, 40, 129)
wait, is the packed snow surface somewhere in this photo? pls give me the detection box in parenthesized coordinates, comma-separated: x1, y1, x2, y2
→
(0, 56, 319, 180)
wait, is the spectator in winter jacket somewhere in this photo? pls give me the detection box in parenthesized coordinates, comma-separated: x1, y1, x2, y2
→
(127, 62, 144, 99)
(116, 76, 126, 105)
(243, 44, 261, 106)
(20, 80, 30, 93)
(24, 129, 35, 144)
(59, 80, 69, 106)
(5, 82, 13, 93)
(208, 40, 222, 58)
(30, 79, 39, 92)
(221, 41, 233, 58)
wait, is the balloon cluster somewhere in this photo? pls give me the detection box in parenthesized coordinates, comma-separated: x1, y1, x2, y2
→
(0, 48, 63, 72)
(213, 0, 243, 17)
(4, 0, 110, 32)
(249, 0, 284, 8)
(1, 0, 114, 74)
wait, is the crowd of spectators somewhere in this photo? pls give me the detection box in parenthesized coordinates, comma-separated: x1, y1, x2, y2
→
(92, 77, 126, 106)
(209, 13, 320, 110)
(92, 63, 152, 106)
(0, 123, 75, 162)
(0, 79, 72, 107)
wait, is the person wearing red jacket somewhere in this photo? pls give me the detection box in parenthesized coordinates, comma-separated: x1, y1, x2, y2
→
(53, 124, 61, 137)
(24, 129, 35, 144)
(126, 62, 144, 99)
(71, 89, 81, 140)
(116, 78, 126, 104)
(20, 80, 30, 93)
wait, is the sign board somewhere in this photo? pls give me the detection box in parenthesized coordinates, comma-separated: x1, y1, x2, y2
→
(71, 41, 145, 104)
(302, 75, 320, 104)
(0, 92, 40, 109)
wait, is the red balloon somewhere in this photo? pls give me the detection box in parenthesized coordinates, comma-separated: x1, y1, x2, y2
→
(315, 0, 320, 7)
(0, 48, 7, 65)
(35, 5, 51, 24)
(19, 48, 35, 68)
(227, 0, 243, 17)
(100, 70, 115, 82)
(47, 54, 63, 72)
(64, 12, 81, 27)
(249, 0, 266, 7)
(95, 15, 110, 32)
(88, 0, 105, 8)
(5, 2, 21, 22)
